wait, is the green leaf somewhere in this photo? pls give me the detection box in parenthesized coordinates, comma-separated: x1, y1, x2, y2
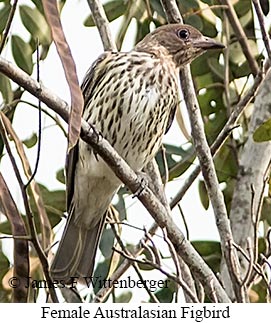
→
(0, 73, 13, 103)
(135, 18, 151, 44)
(261, 197, 271, 225)
(156, 144, 195, 180)
(31, 0, 45, 14)
(100, 227, 115, 259)
(19, 5, 51, 46)
(93, 259, 111, 294)
(115, 291, 132, 303)
(138, 246, 158, 271)
(29, 184, 65, 231)
(0, 250, 9, 283)
(114, 188, 127, 221)
(153, 279, 177, 303)
(84, 0, 126, 26)
(177, 0, 199, 10)
(214, 143, 238, 182)
(208, 57, 225, 80)
(229, 40, 258, 65)
(0, 4, 11, 33)
(234, 0, 252, 17)
(192, 241, 221, 273)
(23, 133, 37, 148)
(185, 15, 203, 31)
(11, 35, 33, 74)
(253, 118, 271, 142)
(198, 180, 209, 210)
(260, 0, 270, 15)
(150, 0, 165, 19)
(56, 168, 65, 184)
(0, 184, 65, 235)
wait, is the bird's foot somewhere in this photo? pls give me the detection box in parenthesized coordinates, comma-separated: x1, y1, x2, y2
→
(87, 122, 103, 161)
(132, 171, 150, 198)
(88, 122, 103, 143)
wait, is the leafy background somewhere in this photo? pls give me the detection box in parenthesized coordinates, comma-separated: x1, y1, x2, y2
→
(0, 0, 271, 302)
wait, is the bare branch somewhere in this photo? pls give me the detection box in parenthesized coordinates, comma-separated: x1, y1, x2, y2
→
(0, 112, 52, 251)
(160, 0, 244, 302)
(241, 238, 254, 287)
(112, 247, 199, 303)
(252, 0, 271, 61)
(0, 56, 230, 302)
(86, 0, 117, 51)
(0, 0, 18, 54)
(110, 221, 159, 303)
(218, 0, 259, 76)
(170, 66, 266, 209)
(0, 112, 58, 303)
(0, 173, 29, 302)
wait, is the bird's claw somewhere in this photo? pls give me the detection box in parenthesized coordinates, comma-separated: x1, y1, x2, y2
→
(132, 172, 149, 198)
(88, 122, 103, 143)
(87, 123, 103, 162)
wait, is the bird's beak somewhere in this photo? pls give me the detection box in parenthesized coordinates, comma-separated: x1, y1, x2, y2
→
(193, 36, 225, 50)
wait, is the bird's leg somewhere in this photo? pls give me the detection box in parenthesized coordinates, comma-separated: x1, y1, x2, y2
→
(132, 171, 150, 198)
(87, 121, 103, 143)
(87, 122, 103, 161)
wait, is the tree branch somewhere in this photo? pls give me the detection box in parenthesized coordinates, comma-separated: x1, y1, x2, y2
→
(0, 56, 230, 302)
(86, 0, 117, 51)
(160, 0, 244, 302)
(218, 0, 259, 76)
(252, 0, 271, 62)
(169, 65, 266, 209)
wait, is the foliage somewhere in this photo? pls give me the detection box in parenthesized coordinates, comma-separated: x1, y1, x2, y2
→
(0, 0, 271, 303)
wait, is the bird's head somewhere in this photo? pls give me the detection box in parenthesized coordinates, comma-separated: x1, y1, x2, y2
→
(135, 23, 224, 67)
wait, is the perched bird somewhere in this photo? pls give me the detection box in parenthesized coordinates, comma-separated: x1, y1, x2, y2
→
(50, 23, 224, 282)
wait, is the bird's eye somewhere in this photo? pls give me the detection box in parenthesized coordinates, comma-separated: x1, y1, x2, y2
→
(177, 29, 189, 40)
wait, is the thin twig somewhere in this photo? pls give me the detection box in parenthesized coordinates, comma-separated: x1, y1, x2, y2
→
(160, 0, 244, 301)
(86, 0, 117, 51)
(162, 228, 181, 280)
(177, 204, 189, 240)
(161, 145, 169, 186)
(241, 238, 254, 287)
(112, 247, 199, 303)
(223, 12, 231, 117)
(0, 56, 230, 303)
(170, 67, 266, 209)
(252, 0, 271, 61)
(25, 42, 42, 189)
(110, 222, 159, 303)
(0, 116, 58, 303)
(218, 0, 259, 76)
(142, 227, 162, 266)
(4, 99, 67, 137)
(232, 242, 268, 284)
(94, 222, 159, 302)
(0, 0, 18, 54)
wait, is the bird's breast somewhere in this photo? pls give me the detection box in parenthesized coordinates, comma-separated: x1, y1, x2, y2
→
(83, 52, 179, 171)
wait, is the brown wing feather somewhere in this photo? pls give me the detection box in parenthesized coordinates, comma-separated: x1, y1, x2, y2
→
(66, 52, 113, 210)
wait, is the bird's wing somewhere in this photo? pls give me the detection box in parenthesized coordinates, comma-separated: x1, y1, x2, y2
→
(66, 52, 113, 210)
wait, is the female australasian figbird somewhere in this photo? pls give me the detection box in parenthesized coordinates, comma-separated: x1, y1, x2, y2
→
(50, 24, 224, 282)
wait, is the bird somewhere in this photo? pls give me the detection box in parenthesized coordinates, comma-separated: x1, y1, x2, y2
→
(50, 23, 224, 283)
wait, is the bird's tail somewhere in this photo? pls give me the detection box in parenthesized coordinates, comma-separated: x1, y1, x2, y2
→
(50, 211, 106, 283)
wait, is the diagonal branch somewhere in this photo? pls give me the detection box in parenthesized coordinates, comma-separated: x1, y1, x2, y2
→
(0, 56, 230, 302)
(86, 0, 117, 51)
(218, 0, 259, 76)
(169, 67, 265, 209)
(159, 0, 245, 302)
